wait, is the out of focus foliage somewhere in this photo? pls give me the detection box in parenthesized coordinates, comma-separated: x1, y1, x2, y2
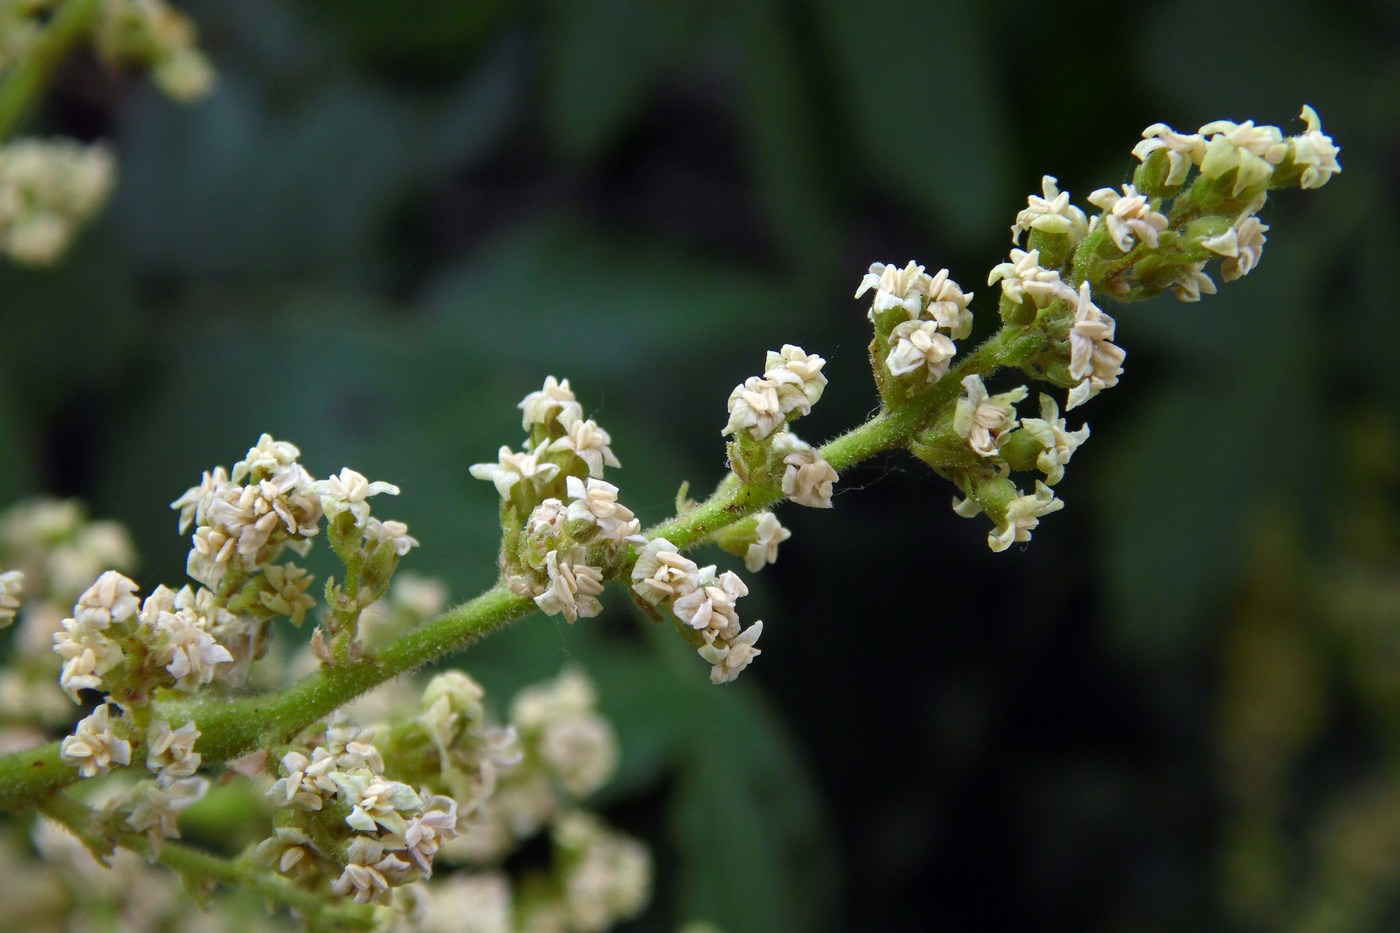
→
(1, 0, 1396, 929)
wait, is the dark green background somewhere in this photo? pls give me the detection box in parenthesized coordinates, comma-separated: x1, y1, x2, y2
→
(3, 1, 1398, 929)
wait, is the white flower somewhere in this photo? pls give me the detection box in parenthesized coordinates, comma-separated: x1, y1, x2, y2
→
(987, 248, 1076, 308)
(1203, 215, 1269, 282)
(885, 320, 956, 382)
(923, 269, 975, 339)
(781, 449, 837, 508)
(231, 434, 303, 484)
(854, 260, 931, 319)
(266, 749, 338, 810)
(539, 714, 619, 798)
(53, 624, 124, 700)
(564, 475, 639, 542)
(169, 467, 229, 534)
(546, 416, 620, 478)
(723, 375, 785, 440)
(400, 792, 460, 874)
(1199, 118, 1286, 194)
(331, 838, 409, 905)
(519, 375, 584, 430)
(127, 777, 206, 846)
(307, 467, 400, 527)
(364, 518, 420, 556)
(1289, 105, 1341, 189)
(72, 570, 141, 629)
(534, 549, 605, 622)
(60, 703, 130, 777)
(672, 569, 748, 641)
(630, 538, 700, 606)
(344, 778, 422, 835)
(469, 446, 560, 500)
(0, 569, 19, 627)
(764, 344, 829, 416)
(1171, 262, 1217, 302)
(954, 375, 1027, 458)
(988, 481, 1064, 552)
(698, 621, 764, 685)
(158, 611, 234, 691)
(745, 512, 791, 573)
(1132, 124, 1206, 186)
(1087, 185, 1168, 252)
(1018, 394, 1090, 485)
(146, 720, 202, 779)
(1011, 176, 1089, 243)
(1066, 282, 1125, 409)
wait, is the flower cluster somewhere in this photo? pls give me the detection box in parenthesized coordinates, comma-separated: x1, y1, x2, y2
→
(632, 539, 765, 684)
(472, 377, 639, 623)
(897, 106, 1337, 551)
(858, 263, 973, 395)
(0, 139, 114, 265)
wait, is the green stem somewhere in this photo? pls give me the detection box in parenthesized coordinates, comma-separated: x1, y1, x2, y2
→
(0, 322, 1032, 811)
(0, 0, 103, 142)
(40, 792, 374, 928)
(0, 583, 533, 810)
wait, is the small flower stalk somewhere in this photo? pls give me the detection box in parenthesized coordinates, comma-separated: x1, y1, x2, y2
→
(0, 103, 1340, 931)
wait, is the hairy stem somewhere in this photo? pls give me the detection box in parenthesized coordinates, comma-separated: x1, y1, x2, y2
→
(0, 0, 103, 141)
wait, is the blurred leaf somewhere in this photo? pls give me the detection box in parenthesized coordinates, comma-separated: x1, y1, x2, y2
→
(542, 0, 697, 162)
(1095, 193, 1358, 657)
(421, 220, 786, 380)
(722, 0, 841, 275)
(289, 0, 521, 77)
(812, 0, 1013, 243)
(665, 632, 839, 932)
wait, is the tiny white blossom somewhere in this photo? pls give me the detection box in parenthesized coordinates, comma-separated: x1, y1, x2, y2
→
(231, 434, 303, 484)
(1203, 215, 1269, 282)
(307, 467, 401, 527)
(1289, 105, 1341, 189)
(146, 720, 202, 779)
(332, 837, 409, 906)
(401, 792, 460, 874)
(672, 569, 748, 641)
(723, 375, 785, 440)
(1199, 118, 1286, 194)
(535, 549, 605, 622)
(854, 260, 931, 319)
(745, 512, 791, 573)
(886, 320, 956, 382)
(1012, 176, 1089, 243)
(169, 467, 229, 535)
(267, 749, 338, 810)
(1171, 262, 1217, 302)
(630, 538, 701, 606)
(923, 269, 975, 339)
(781, 449, 837, 508)
(1087, 185, 1169, 252)
(0, 569, 21, 627)
(698, 621, 764, 685)
(126, 777, 207, 851)
(259, 563, 317, 625)
(546, 416, 620, 478)
(364, 518, 420, 556)
(989, 481, 1064, 552)
(988, 248, 1076, 308)
(519, 376, 584, 430)
(158, 611, 234, 691)
(1018, 394, 1090, 485)
(60, 703, 130, 777)
(72, 570, 141, 629)
(954, 375, 1027, 458)
(564, 475, 638, 542)
(53, 624, 124, 700)
(344, 778, 422, 835)
(1066, 282, 1126, 409)
(469, 446, 561, 500)
(1132, 124, 1206, 186)
(764, 344, 829, 416)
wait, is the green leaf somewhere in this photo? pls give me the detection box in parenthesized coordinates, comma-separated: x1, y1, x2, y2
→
(811, 0, 1013, 243)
